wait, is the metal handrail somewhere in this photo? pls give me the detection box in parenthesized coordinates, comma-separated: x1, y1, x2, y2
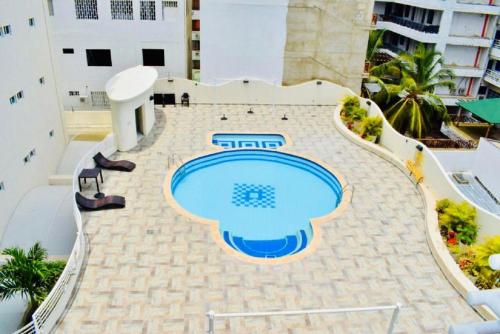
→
(485, 69, 500, 83)
(207, 303, 402, 334)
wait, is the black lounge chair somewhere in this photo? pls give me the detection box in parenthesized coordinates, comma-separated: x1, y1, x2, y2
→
(75, 192, 125, 211)
(93, 152, 136, 172)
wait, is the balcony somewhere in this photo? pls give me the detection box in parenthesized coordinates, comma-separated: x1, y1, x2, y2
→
(443, 64, 485, 77)
(379, 15, 440, 34)
(491, 40, 500, 60)
(484, 69, 500, 88)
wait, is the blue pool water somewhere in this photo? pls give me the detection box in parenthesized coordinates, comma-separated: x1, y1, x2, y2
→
(171, 150, 342, 259)
(212, 133, 285, 149)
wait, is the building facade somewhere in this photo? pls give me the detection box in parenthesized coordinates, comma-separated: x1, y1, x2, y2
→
(482, 21, 500, 98)
(0, 0, 66, 234)
(373, 0, 500, 105)
(46, 0, 189, 110)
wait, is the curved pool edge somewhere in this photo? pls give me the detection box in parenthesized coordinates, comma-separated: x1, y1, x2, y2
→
(206, 130, 294, 151)
(163, 148, 351, 265)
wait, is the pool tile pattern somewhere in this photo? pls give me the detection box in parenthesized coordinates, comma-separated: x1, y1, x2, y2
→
(231, 183, 276, 208)
(55, 105, 481, 333)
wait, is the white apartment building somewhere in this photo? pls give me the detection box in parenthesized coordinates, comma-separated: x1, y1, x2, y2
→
(482, 22, 500, 98)
(46, 0, 190, 110)
(373, 0, 500, 106)
(0, 0, 66, 234)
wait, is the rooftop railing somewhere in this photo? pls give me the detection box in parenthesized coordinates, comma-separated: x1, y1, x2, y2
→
(379, 15, 440, 34)
(485, 69, 500, 85)
(207, 304, 402, 334)
(12, 135, 117, 334)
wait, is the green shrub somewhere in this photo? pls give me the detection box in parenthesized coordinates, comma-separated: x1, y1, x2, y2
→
(347, 106, 368, 121)
(360, 116, 383, 139)
(474, 236, 500, 267)
(437, 200, 478, 245)
(436, 199, 453, 215)
(342, 95, 360, 109)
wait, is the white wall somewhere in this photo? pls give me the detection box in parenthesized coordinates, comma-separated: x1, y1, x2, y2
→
(200, 0, 289, 84)
(472, 138, 500, 200)
(48, 0, 188, 110)
(444, 45, 481, 67)
(0, 0, 66, 236)
(450, 12, 487, 37)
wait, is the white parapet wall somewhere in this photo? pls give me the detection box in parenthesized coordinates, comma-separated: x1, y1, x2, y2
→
(362, 100, 499, 239)
(155, 78, 350, 105)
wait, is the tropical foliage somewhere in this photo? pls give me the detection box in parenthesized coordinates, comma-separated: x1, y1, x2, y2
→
(437, 199, 478, 245)
(366, 29, 386, 67)
(367, 43, 455, 138)
(457, 237, 500, 289)
(341, 96, 382, 142)
(0, 242, 65, 325)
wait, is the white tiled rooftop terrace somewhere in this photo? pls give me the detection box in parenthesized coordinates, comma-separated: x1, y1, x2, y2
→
(56, 105, 481, 333)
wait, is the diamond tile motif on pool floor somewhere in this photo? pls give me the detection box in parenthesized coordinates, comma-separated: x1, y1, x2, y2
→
(232, 183, 276, 208)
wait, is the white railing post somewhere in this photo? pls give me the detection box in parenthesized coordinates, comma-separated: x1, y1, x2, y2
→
(207, 310, 215, 334)
(386, 303, 402, 334)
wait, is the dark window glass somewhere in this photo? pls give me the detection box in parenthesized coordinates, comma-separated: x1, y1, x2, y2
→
(478, 86, 487, 95)
(86, 49, 112, 66)
(495, 61, 500, 71)
(487, 59, 494, 69)
(63, 48, 74, 54)
(421, 9, 427, 24)
(404, 6, 410, 17)
(192, 60, 200, 70)
(427, 10, 434, 24)
(192, 0, 199, 10)
(192, 40, 200, 51)
(142, 49, 165, 66)
(192, 20, 200, 31)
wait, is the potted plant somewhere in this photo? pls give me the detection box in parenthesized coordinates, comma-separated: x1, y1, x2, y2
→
(360, 116, 383, 143)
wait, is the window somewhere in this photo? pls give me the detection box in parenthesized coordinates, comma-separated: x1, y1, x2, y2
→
(192, 0, 199, 10)
(140, 1, 156, 20)
(192, 60, 200, 70)
(163, 1, 177, 8)
(47, 0, 54, 16)
(142, 49, 165, 66)
(192, 40, 200, 51)
(91, 91, 110, 107)
(426, 10, 435, 24)
(9, 96, 17, 105)
(86, 49, 112, 66)
(63, 48, 74, 54)
(3, 25, 12, 35)
(75, 0, 98, 19)
(111, 0, 133, 20)
(49, 129, 55, 137)
(162, 1, 177, 20)
(17, 91, 24, 99)
(404, 6, 410, 18)
(69, 91, 80, 96)
(39, 77, 45, 85)
(192, 20, 200, 31)
(0, 182, 4, 192)
(28, 17, 35, 26)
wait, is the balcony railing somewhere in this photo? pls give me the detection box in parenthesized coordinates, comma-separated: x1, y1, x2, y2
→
(380, 15, 440, 34)
(485, 69, 500, 84)
(493, 40, 500, 49)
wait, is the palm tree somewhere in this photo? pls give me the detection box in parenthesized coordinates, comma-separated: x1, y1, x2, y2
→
(366, 29, 386, 69)
(374, 44, 455, 138)
(0, 242, 65, 325)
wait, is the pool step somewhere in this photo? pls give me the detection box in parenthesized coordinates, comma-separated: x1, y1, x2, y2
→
(222, 229, 309, 259)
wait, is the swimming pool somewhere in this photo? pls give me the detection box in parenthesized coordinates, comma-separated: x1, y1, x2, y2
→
(169, 150, 343, 261)
(212, 133, 286, 150)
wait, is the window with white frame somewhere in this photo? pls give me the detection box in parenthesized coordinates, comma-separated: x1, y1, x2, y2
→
(9, 96, 17, 105)
(69, 91, 80, 96)
(3, 25, 12, 35)
(39, 77, 45, 85)
(140, 1, 156, 20)
(162, 1, 178, 20)
(91, 91, 110, 107)
(75, 0, 98, 19)
(17, 91, 24, 99)
(111, 0, 133, 20)
(28, 17, 35, 26)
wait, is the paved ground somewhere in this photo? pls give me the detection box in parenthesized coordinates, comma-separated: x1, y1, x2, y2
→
(56, 105, 481, 333)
